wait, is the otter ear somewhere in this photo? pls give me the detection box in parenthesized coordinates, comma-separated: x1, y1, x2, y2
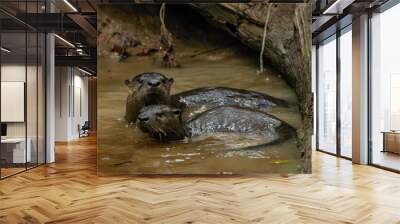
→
(124, 80, 131, 86)
(166, 78, 174, 89)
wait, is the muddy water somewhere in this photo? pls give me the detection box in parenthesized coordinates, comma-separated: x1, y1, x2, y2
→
(98, 45, 303, 174)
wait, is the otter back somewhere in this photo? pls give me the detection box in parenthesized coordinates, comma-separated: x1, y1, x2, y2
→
(172, 87, 289, 120)
(187, 106, 295, 145)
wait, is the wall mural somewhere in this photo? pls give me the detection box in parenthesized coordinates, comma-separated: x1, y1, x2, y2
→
(97, 3, 312, 175)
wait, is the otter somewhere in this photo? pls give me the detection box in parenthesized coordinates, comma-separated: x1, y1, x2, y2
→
(124, 72, 174, 123)
(137, 105, 296, 146)
(125, 73, 288, 122)
(171, 86, 288, 120)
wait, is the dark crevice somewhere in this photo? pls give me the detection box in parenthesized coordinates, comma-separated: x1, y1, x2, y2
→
(225, 22, 237, 35)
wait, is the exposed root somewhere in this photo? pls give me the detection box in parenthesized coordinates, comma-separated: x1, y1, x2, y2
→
(258, 2, 273, 78)
(158, 3, 178, 68)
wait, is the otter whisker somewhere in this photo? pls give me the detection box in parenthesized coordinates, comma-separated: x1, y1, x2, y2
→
(157, 127, 166, 136)
(138, 83, 144, 90)
(158, 132, 163, 141)
(148, 122, 167, 137)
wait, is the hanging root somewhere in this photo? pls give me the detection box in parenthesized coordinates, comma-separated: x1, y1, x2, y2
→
(158, 3, 178, 68)
(258, 2, 273, 76)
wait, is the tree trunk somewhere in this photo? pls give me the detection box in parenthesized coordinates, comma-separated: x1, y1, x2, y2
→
(191, 3, 313, 173)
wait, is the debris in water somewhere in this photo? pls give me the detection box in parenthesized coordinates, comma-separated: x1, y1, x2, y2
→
(271, 160, 289, 164)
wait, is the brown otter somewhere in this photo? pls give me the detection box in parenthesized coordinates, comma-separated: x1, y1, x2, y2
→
(137, 105, 296, 146)
(171, 86, 288, 120)
(124, 72, 174, 123)
(137, 105, 186, 141)
(125, 73, 288, 123)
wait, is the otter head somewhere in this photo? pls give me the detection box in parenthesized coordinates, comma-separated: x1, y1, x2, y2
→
(125, 72, 174, 106)
(137, 105, 187, 141)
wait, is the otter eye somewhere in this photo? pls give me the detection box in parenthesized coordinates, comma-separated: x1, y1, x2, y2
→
(162, 78, 167, 83)
(156, 112, 164, 117)
(137, 79, 144, 84)
(139, 117, 149, 122)
(172, 110, 181, 115)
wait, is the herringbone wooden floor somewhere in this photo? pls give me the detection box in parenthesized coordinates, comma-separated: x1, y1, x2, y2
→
(1, 136, 400, 224)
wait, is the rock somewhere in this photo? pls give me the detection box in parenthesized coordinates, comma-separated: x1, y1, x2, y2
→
(97, 5, 161, 58)
(190, 3, 313, 173)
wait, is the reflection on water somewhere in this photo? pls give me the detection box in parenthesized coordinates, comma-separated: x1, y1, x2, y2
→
(98, 45, 303, 174)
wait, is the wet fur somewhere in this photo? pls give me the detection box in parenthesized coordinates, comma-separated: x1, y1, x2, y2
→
(124, 72, 173, 123)
(137, 105, 187, 141)
(172, 87, 288, 109)
(138, 105, 296, 147)
(125, 73, 290, 124)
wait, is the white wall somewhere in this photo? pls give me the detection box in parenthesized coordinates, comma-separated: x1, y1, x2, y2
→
(1, 65, 37, 138)
(72, 73, 89, 138)
(1, 65, 27, 140)
(1, 82, 25, 122)
(55, 67, 89, 141)
(55, 66, 70, 141)
(1, 63, 46, 164)
(1, 65, 26, 136)
(1, 65, 26, 81)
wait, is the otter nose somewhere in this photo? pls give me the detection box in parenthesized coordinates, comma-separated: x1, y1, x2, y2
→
(148, 80, 160, 87)
(138, 117, 149, 122)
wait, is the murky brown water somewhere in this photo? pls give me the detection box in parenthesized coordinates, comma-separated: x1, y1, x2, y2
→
(98, 47, 303, 175)
(97, 10, 303, 174)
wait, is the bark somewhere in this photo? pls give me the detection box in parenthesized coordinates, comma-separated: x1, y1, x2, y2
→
(191, 3, 313, 172)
